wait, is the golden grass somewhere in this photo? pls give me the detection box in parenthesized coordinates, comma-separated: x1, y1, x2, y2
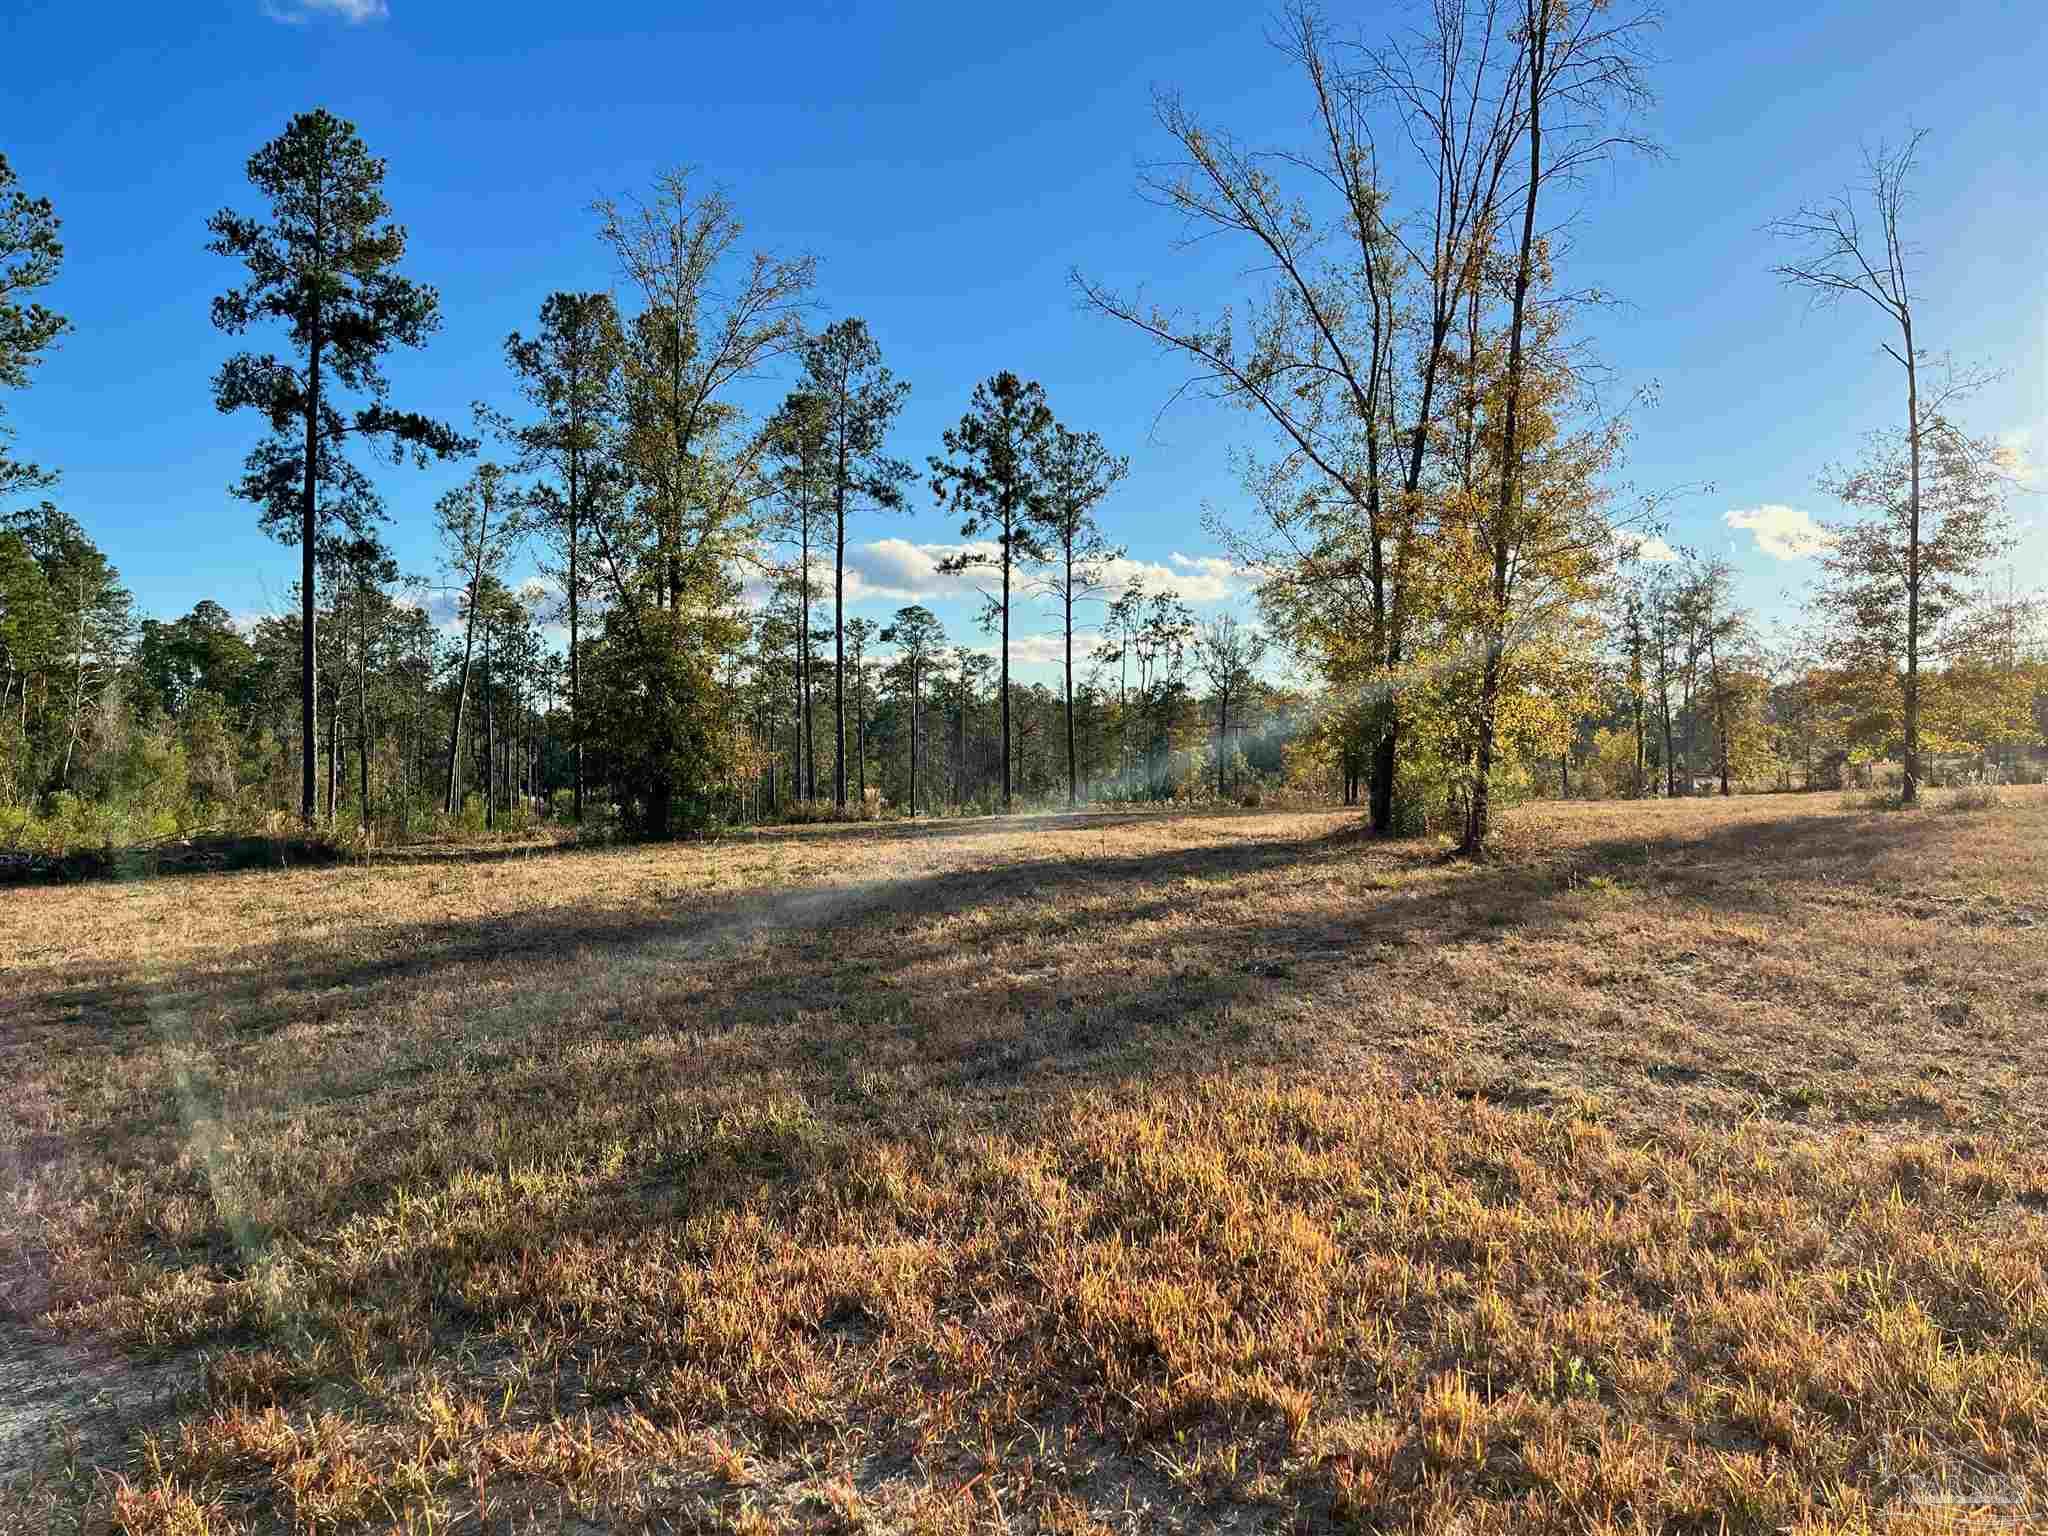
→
(4, 789, 2047, 1532)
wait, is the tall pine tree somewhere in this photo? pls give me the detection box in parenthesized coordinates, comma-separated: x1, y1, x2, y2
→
(799, 319, 910, 809)
(208, 109, 469, 825)
(931, 372, 1052, 812)
(0, 151, 71, 512)
(506, 291, 623, 824)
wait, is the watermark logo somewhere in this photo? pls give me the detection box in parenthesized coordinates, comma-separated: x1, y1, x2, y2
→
(1883, 1453, 2033, 1529)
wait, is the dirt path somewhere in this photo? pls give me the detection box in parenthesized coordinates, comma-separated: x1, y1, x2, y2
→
(0, 1320, 196, 1490)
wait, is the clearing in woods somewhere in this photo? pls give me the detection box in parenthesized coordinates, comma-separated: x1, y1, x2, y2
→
(4, 792, 2047, 1532)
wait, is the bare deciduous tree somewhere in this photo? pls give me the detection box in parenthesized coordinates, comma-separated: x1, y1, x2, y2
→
(1462, 0, 1661, 852)
(1767, 130, 1963, 802)
(1077, 1, 1528, 833)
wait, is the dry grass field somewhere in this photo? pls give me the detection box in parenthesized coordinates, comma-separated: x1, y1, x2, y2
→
(4, 790, 2047, 1533)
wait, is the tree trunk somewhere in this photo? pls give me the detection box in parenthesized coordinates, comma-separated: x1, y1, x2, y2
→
(568, 445, 582, 823)
(398, 697, 409, 829)
(1901, 316, 1922, 804)
(1710, 632, 1732, 796)
(1118, 633, 1128, 788)
(483, 623, 495, 832)
(357, 573, 371, 825)
(1000, 525, 1012, 812)
(1633, 687, 1645, 795)
(321, 682, 335, 827)
(800, 507, 814, 802)
(301, 326, 322, 827)
(1371, 293, 1460, 837)
(1216, 690, 1228, 797)
(1368, 730, 1396, 834)
(1463, 0, 1546, 855)
(1661, 694, 1676, 798)
(60, 581, 85, 785)
(1064, 559, 1077, 808)
(444, 492, 490, 816)
(834, 421, 848, 810)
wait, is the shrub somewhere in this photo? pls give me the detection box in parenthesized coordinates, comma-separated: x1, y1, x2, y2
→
(775, 793, 892, 825)
(1943, 783, 2001, 813)
(782, 797, 842, 825)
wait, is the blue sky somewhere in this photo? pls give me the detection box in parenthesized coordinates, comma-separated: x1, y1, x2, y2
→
(4, 0, 2043, 678)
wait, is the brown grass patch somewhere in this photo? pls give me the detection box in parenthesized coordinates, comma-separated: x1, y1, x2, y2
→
(4, 792, 2046, 1531)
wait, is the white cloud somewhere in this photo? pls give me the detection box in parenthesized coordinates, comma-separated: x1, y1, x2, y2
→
(967, 633, 1070, 667)
(1161, 552, 1243, 600)
(1613, 528, 1679, 563)
(1071, 551, 1248, 605)
(1724, 504, 1836, 560)
(842, 537, 1006, 603)
(1997, 427, 2039, 486)
(264, 0, 388, 23)
(828, 539, 1254, 607)
(424, 592, 463, 630)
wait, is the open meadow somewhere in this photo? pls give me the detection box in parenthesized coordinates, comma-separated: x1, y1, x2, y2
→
(5, 790, 2048, 1533)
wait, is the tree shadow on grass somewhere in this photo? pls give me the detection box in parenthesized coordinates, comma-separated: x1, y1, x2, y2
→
(10, 797, 2046, 1510)
(11, 803, 1995, 1206)
(4, 803, 1982, 1104)
(2, 806, 1310, 891)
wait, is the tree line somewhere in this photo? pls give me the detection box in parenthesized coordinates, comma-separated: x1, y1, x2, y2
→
(4, 120, 1300, 842)
(0, 495, 1300, 851)
(3, 1, 2042, 849)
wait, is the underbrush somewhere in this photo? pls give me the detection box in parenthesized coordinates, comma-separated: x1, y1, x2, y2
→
(1840, 787, 1914, 812)
(1093, 776, 1292, 810)
(0, 790, 587, 864)
(0, 792, 188, 854)
(0, 791, 315, 861)
(776, 788, 887, 824)
(1840, 783, 2007, 815)
(1944, 782, 2003, 813)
